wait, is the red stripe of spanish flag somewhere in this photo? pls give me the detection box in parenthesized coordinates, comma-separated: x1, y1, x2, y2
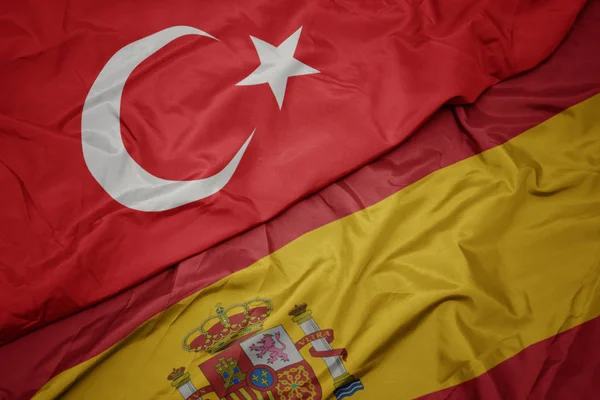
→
(419, 316, 600, 400)
(32, 89, 600, 399)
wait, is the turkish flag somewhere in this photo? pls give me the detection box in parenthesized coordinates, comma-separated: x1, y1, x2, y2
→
(0, 0, 586, 342)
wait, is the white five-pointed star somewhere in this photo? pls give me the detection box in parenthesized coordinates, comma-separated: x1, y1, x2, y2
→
(237, 27, 319, 109)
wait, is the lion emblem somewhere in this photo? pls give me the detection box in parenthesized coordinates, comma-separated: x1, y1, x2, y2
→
(249, 332, 290, 364)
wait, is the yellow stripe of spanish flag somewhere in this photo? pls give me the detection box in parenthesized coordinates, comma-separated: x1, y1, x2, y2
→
(34, 94, 600, 399)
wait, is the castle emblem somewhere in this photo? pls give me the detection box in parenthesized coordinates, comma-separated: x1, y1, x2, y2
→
(167, 298, 364, 399)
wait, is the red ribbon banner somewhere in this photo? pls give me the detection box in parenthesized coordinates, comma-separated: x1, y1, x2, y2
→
(189, 386, 214, 399)
(295, 329, 348, 361)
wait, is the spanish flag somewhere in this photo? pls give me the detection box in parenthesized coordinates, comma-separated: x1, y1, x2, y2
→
(2, 1, 600, 400)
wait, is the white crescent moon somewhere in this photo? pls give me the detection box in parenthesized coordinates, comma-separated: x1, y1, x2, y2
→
(82, 26, 254, 212)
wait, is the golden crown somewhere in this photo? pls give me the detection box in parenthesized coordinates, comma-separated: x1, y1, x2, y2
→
(182, 298, 273, 354)
(167, 367, 186, 381)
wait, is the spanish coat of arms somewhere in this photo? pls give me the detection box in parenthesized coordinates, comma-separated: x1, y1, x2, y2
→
(167, 298, 364, 400)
